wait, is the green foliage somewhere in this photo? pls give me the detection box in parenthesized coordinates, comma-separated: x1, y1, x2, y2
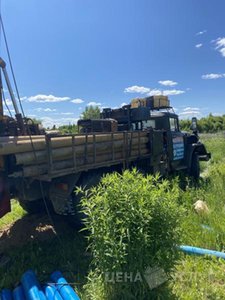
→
(58, 124, 78, 134)
(80, 170, 184, 299)
(180, 114, 225, 133)
(81, 106, 101, 119)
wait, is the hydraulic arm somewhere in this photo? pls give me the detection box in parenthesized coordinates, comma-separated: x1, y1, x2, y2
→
(0, 57, 26, 135)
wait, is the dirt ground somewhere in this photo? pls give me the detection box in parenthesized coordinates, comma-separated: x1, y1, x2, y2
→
(0, 214, 72, 252)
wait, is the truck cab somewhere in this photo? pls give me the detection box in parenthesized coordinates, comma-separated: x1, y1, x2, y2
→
(88, 96, 211, 177)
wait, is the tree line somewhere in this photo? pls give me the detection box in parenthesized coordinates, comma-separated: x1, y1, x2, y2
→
(179, 114, 225, 133)
(58, 106, 100, 134)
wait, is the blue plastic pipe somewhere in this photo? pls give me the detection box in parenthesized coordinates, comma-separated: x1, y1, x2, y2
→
(12, 286, 26, 300)
(39, 290, 47, 300)
(1, 289, 13, 300)
(50, 271, 80, 300)
(179, 245, 225, 259)
(43, 285, 63, 300)
(21, 270, 42, 300)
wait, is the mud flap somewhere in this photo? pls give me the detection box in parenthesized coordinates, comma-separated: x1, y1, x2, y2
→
(0, 175, 11, 218)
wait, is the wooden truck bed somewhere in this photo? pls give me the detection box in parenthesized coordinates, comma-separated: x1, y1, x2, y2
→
(0, 130, 160, 181)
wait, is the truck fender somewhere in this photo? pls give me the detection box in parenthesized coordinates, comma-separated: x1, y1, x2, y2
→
(187, 143, 210, 171)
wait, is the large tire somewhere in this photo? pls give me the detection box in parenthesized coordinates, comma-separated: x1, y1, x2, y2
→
(67, 169, 106, 228)
(189, 153, 200, 179)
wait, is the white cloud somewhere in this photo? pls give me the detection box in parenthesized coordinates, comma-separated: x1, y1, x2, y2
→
(35, 108, 57, 112)
(40, 116, 79, 128)
(4, 98, 13, 106)
(215, 37, 225, 57)
(28, 94, 70, 103)
(196, 30, 207, 36)
(158, 80, 178, 86)
(44, 108, 57, 112)
(20, 96, 27, 101)
(147, 89, 162, 96)
(124, 85, 185, 97)
(183, 107, 200, 112)
(163, 89, 185, 96)
(71, 98, 84, 104)
(120, 102, 128, 107)
(87, 101, 102, 106)
(180, 110, 201, 116)
(201, 73, 225, 79)
(60, 112, 74, 115)
(124, 85, 150, 94)
(179, 107, 201, 118)
(195, 43, 203, 48)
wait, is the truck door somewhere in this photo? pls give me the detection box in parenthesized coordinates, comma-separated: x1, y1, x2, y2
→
(168, 117, 185, 164)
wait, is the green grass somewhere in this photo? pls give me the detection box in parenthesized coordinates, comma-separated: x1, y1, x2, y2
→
(0, 200, 26, 230)
(0, 134, 224, 299)
(170, 135, 225, 299)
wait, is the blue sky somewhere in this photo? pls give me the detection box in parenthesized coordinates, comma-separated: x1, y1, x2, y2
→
(1, 0, 225, 127)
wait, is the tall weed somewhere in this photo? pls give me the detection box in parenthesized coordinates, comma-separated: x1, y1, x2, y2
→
(79, 169, 184, 299)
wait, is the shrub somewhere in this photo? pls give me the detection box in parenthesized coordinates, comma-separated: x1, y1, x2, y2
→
(79, 169, 184, 299)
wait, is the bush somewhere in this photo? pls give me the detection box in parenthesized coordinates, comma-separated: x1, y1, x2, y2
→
(79, 169, 184, 299)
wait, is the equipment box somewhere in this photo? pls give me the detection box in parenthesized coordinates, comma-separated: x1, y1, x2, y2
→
(131, 96, 170, 109)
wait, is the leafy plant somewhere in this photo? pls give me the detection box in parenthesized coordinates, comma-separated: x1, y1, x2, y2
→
(81, 106, 101, 119)
(79, 170, 184, 299)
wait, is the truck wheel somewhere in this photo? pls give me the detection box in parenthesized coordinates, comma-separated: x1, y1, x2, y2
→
(67, 170, 106, 228)
(189, 153, 200, 179)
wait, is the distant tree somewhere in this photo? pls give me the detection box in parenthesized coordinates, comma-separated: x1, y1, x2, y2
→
(81, 105, 101, 119)
(58, 124, 78, 134)
(179, 114, 225, 133)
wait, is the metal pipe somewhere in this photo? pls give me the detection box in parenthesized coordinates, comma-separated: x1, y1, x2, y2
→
(0, 60, 19, 115)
